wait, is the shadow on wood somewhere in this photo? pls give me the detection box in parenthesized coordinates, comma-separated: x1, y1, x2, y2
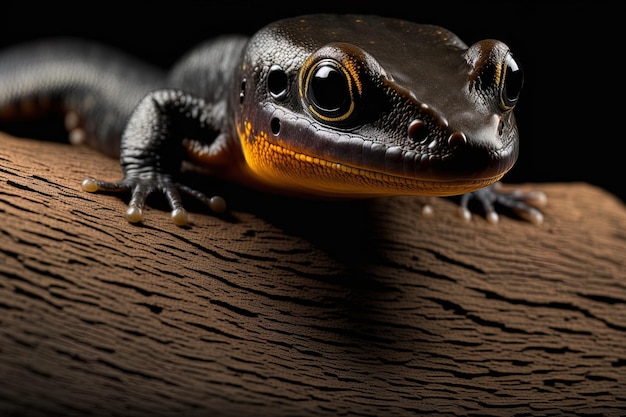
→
(1, 133, 625, 416)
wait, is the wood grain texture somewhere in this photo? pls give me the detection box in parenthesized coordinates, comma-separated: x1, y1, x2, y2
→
(1, 132, 625, 416)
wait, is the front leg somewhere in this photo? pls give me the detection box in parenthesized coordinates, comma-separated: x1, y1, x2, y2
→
(82, 89, 227, 225)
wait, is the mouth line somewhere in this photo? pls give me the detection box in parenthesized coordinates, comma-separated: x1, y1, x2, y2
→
(268, 138, 504, 195)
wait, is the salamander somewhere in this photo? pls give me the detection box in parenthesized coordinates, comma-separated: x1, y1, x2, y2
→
(0, 14, 545, 226)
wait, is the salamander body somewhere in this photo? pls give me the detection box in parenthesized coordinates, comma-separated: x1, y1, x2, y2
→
(0, 14, 544, 225)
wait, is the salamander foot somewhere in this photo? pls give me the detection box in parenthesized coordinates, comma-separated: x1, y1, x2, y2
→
(458, 182, 547, 224)
(81, 176, 227, 226)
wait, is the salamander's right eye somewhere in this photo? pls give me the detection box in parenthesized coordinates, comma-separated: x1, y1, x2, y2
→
(302, 58, 358, 124)
(465, 39, 524, 113)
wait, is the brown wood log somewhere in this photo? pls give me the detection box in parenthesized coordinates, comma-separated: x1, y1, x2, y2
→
(1, 132, 625, 416)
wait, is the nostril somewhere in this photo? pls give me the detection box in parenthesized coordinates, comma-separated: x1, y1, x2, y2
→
(448, 131, 467, 147)
(271, 117, 280, 135)
(407, 119, 428, 143)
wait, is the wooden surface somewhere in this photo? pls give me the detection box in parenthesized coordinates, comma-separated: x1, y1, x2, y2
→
(1, 132, 625, 416)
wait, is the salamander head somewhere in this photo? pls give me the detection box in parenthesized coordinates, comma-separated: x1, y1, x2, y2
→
(235, 14, 523, 198)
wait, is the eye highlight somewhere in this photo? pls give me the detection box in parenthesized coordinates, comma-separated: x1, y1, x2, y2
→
(302, 58, 357, 124)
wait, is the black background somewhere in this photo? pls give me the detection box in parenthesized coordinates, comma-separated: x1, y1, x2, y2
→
(1, 2, 623, 202)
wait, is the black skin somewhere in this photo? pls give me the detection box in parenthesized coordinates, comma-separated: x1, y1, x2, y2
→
(0, 18, 544, 226)
(0, 37, 247, 224)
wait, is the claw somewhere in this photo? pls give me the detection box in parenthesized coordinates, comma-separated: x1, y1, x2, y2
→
(512, 206, 544, 225)
(170, 207, 189, 226)
(81, 178, 99, 193)
(520, 191, 548, 208)
(125, 205, 143, 223)
(178, 184, 227, 214)
(459, 206, 472, 223)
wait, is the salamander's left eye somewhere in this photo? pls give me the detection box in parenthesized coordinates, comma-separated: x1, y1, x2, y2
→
(302, 59, 357, 124)
(500, 52, 523, 109)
